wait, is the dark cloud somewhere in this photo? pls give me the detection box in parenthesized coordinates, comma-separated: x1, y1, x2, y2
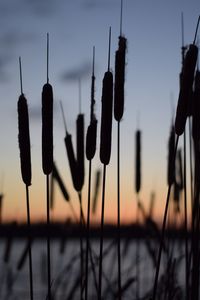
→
(22, 0, 61, 17)
(0, 31, 37, 48)
(61, 61, 91, 82)
(81, 0, 114, 10)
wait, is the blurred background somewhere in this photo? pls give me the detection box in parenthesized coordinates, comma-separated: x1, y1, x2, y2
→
(0, 0, 199, 225)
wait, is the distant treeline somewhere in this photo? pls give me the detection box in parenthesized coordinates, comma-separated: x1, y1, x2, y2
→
(0, 222, 191, 239)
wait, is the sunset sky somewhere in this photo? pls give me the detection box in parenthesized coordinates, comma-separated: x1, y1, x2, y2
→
(0, 0, 199, 225)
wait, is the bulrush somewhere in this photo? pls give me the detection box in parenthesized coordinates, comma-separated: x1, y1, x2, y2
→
(175, 45, 198, 135)
(167, 125, 175, 186)
(42, 81, 53, 175)
(135, 129, 141, 193)
(17, 57, 33, 300)
(18, 94, 32, 186)
(52, 162, 70, 201)
(99, 27, 113, 300)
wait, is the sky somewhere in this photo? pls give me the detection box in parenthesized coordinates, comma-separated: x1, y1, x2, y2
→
(0, 0, 199, 225)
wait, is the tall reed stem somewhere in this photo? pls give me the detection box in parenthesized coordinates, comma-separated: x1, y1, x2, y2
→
(26, 184, 33, 300)
(183, 131, 189, 300)
(85, 160, 92, 300)
(78, 192, 84, 300)
(136, 195, 140, 300)
(46, 174, 51, 299)
(98, 164, 106, 300)
(152, 135, 179, 300)
(117, 121, 122, 299)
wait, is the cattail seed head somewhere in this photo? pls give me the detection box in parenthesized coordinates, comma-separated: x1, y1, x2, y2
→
(100, 71, 113, 165)
(42, 82, 53, 175)
(92, 169, 101, 215)
(135, 129, 141, 193)
(52, 163, 69, 201)
(76, 114, 85, 190)
(64, 134, 79, 191)
(175, 44, 198, 135)
(18, 94, 32, 186)
(192, 70, 200, 141)
(86, 120, 97, 160)
(167, 125, 175, 186)
(114, 36, 127, 121)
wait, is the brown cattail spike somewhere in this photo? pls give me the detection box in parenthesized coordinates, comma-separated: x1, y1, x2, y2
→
(92, 169, 101, 214)
(18, 94, 32, 186)
(60, 102, 80, 192)
(135, 130, 141, 193)
(42, 82, 53, 175)
(114, 36, 127, 121)
(192, 70, 200, 141)
(76, 113, 85, 190)
(100, 28, 113, 165)
(176, 148, 183, 190)
(64, 134, 79, 191)
(52, 162, 69, 201)
(167, 125, 175, 186)
(100, 70, 113, 165)
(175, 44, 198, 135)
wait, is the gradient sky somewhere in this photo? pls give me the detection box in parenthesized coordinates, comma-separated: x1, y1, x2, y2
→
(0, 0, 199, 225)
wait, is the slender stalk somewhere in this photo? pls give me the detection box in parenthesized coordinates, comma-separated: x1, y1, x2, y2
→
(46, 174, 51, 300)
(26, 184, 33, 300)
(189, 117, 194, 217)
(117, 121, 121, 299)
(85, 160, 92, 300)
(152, 135, 179, 300)
(78, 191, 84, 300)
(183, 131, 189, 300)
(136, 195, 140, 300)
(98, 164, 106, 300)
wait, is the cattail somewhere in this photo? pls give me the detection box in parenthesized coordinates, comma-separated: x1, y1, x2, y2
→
(176, 148, 183, 190)
(114, 36, 127, 121)
(18, 94, 32, 186)
(52, 162, 69, 201)
(192, 70, 200, 141)
(100, 71, 113, 165)
(64, 134, 80, 191)
(100, 27, 113, 165)
(76, 113, 85, 190)
(92, 169, 101, 214)
(60, 101, 80, 192)
(175, 44, 198, 135)
(42, 82, 53, 175)
(86, 121, 97, 160)
(135, 130, 141, 193)
(167, 125, 175, 186)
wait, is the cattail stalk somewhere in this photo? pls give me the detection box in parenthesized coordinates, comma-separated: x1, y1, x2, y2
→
(41, 33, 53, 300)
(85, 46, 97, 300)
(135, 129, 141, 299)
(114, 1, 127, 295)
(60, 98, 85, 300)
(18, 57, 33, 300)
(152, 136, 179, 300)
(99, 27, 113, 300)
(92, 169, 101, 215)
